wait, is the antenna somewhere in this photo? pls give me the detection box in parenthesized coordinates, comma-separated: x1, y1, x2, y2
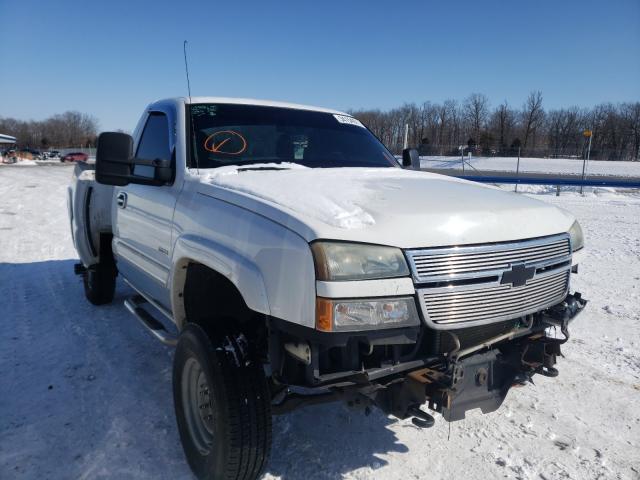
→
(183, 40, 192, 98)
(183, 40, 199, 172)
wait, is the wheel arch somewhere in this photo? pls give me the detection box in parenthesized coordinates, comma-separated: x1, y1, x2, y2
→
(170, 234, 271, 331)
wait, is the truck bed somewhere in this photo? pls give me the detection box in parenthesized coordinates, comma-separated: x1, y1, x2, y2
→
(68, 162, 114, 267)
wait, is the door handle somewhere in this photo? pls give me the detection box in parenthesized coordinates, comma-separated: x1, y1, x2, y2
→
(116, 191, 128, 209)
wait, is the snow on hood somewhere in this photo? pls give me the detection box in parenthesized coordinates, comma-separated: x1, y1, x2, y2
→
(198, 165, 575, 246)
(201, 164, 405, 229)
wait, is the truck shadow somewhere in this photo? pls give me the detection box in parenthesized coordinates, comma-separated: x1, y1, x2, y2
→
(266, 404, 409, 478)
(0, 259, 191, 479)
(0, 259, 411, 480)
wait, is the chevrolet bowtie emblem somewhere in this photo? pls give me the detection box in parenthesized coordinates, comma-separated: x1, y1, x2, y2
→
(500, 262, 536, 287)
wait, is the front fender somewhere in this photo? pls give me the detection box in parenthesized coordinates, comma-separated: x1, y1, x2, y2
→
(170, 234, 271, 329)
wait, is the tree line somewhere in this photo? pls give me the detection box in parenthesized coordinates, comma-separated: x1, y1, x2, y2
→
(350, 92, 640, 161)
(2, 95, 639, 160)
(0, 111, 99, 150)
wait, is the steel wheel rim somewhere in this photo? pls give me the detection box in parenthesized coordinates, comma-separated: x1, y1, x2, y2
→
(181, 357, 215, 455)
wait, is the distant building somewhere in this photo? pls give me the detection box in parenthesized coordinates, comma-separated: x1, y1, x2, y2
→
(0, 133, 16, 145)
(1, 133, 17, 162)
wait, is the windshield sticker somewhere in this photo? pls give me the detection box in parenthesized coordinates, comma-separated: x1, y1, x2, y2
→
(204, 130, 247, 155)
(191, 105, 218, 117)
(333, 114, 365, 128)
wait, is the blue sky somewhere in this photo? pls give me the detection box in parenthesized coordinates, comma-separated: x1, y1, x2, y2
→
(1, 0, 639, 131)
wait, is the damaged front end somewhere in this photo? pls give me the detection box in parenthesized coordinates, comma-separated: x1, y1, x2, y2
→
(270, 293, 587, 428)
(359, 292, 587, 425)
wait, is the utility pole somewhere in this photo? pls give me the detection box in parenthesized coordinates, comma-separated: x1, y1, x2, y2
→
(580, 129, 593, 195)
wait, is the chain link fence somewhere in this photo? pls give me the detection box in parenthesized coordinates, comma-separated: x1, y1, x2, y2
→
(411, 144, 639, 162)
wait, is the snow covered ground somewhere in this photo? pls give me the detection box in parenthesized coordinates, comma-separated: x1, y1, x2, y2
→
(421, 155, 640, 178)
(0, 157, 89, 166)
(1, 165, 639, 479)
(4, 154, 640, 178)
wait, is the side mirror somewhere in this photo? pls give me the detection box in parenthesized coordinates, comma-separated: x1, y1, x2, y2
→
(95, 132, 134, 186)
(402, 148, 421, 170)
(95, 132, 173, 186)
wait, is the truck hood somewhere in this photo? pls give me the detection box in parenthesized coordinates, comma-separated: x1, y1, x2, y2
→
(197, 166, 575, 248)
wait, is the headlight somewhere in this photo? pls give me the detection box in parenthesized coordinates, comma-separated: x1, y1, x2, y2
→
(311, 242, 409, 281)
(568, 220, 584, 251)
(316, 297, 420, 332)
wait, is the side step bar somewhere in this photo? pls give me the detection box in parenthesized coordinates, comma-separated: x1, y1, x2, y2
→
(124, 295, 177, 346)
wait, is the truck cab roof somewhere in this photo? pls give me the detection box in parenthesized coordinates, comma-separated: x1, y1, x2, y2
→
(151, 96, 349, 116)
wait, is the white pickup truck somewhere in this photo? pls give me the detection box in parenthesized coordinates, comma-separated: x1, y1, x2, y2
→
(68, 97, 587, 480)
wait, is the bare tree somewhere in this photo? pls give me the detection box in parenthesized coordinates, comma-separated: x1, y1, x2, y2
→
(0, 111, 99, 149)
(546, 107, 586, 156)
(622, 102, 640, 160)
(419, 101, 438, 148)
(350, 94, 638, 159)
(490, 101, 515, 152)
(432, 99, 461, 153)
(463, 93, 490, 142)
(521, 91, 544, 152)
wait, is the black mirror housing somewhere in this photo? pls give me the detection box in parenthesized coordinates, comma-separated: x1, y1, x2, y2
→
(402, 148, 421, 170)
(95, 132, 173, 186)
(95, 132, 134, 186)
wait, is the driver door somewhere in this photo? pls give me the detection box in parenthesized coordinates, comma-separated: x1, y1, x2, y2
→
(113, 110, 179, 309)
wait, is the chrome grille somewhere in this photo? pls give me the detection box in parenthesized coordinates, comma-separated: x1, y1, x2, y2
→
(408, 234, 572, 329)
(418, 269, 569, 327)
(407, 235, 571, 283)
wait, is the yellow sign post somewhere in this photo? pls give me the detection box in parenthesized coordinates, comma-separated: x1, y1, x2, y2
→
(581, 129, 593, 194)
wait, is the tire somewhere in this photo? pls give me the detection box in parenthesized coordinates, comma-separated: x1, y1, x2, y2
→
(82, 264, 116, 305)
(173, 324, 272, 480)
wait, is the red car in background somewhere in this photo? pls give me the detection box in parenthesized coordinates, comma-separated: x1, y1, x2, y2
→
(61, 152, 88, 162)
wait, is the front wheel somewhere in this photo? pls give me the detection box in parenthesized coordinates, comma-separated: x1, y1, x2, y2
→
(173, 324, 272, 480)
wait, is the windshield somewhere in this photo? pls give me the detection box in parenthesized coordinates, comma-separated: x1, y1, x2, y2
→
(188, 103, 398, 169)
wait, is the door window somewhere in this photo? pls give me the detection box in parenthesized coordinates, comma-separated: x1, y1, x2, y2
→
(135, 112, 170, 178)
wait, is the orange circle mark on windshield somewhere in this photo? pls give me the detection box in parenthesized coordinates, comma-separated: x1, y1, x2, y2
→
(204, 130, 247, 155)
